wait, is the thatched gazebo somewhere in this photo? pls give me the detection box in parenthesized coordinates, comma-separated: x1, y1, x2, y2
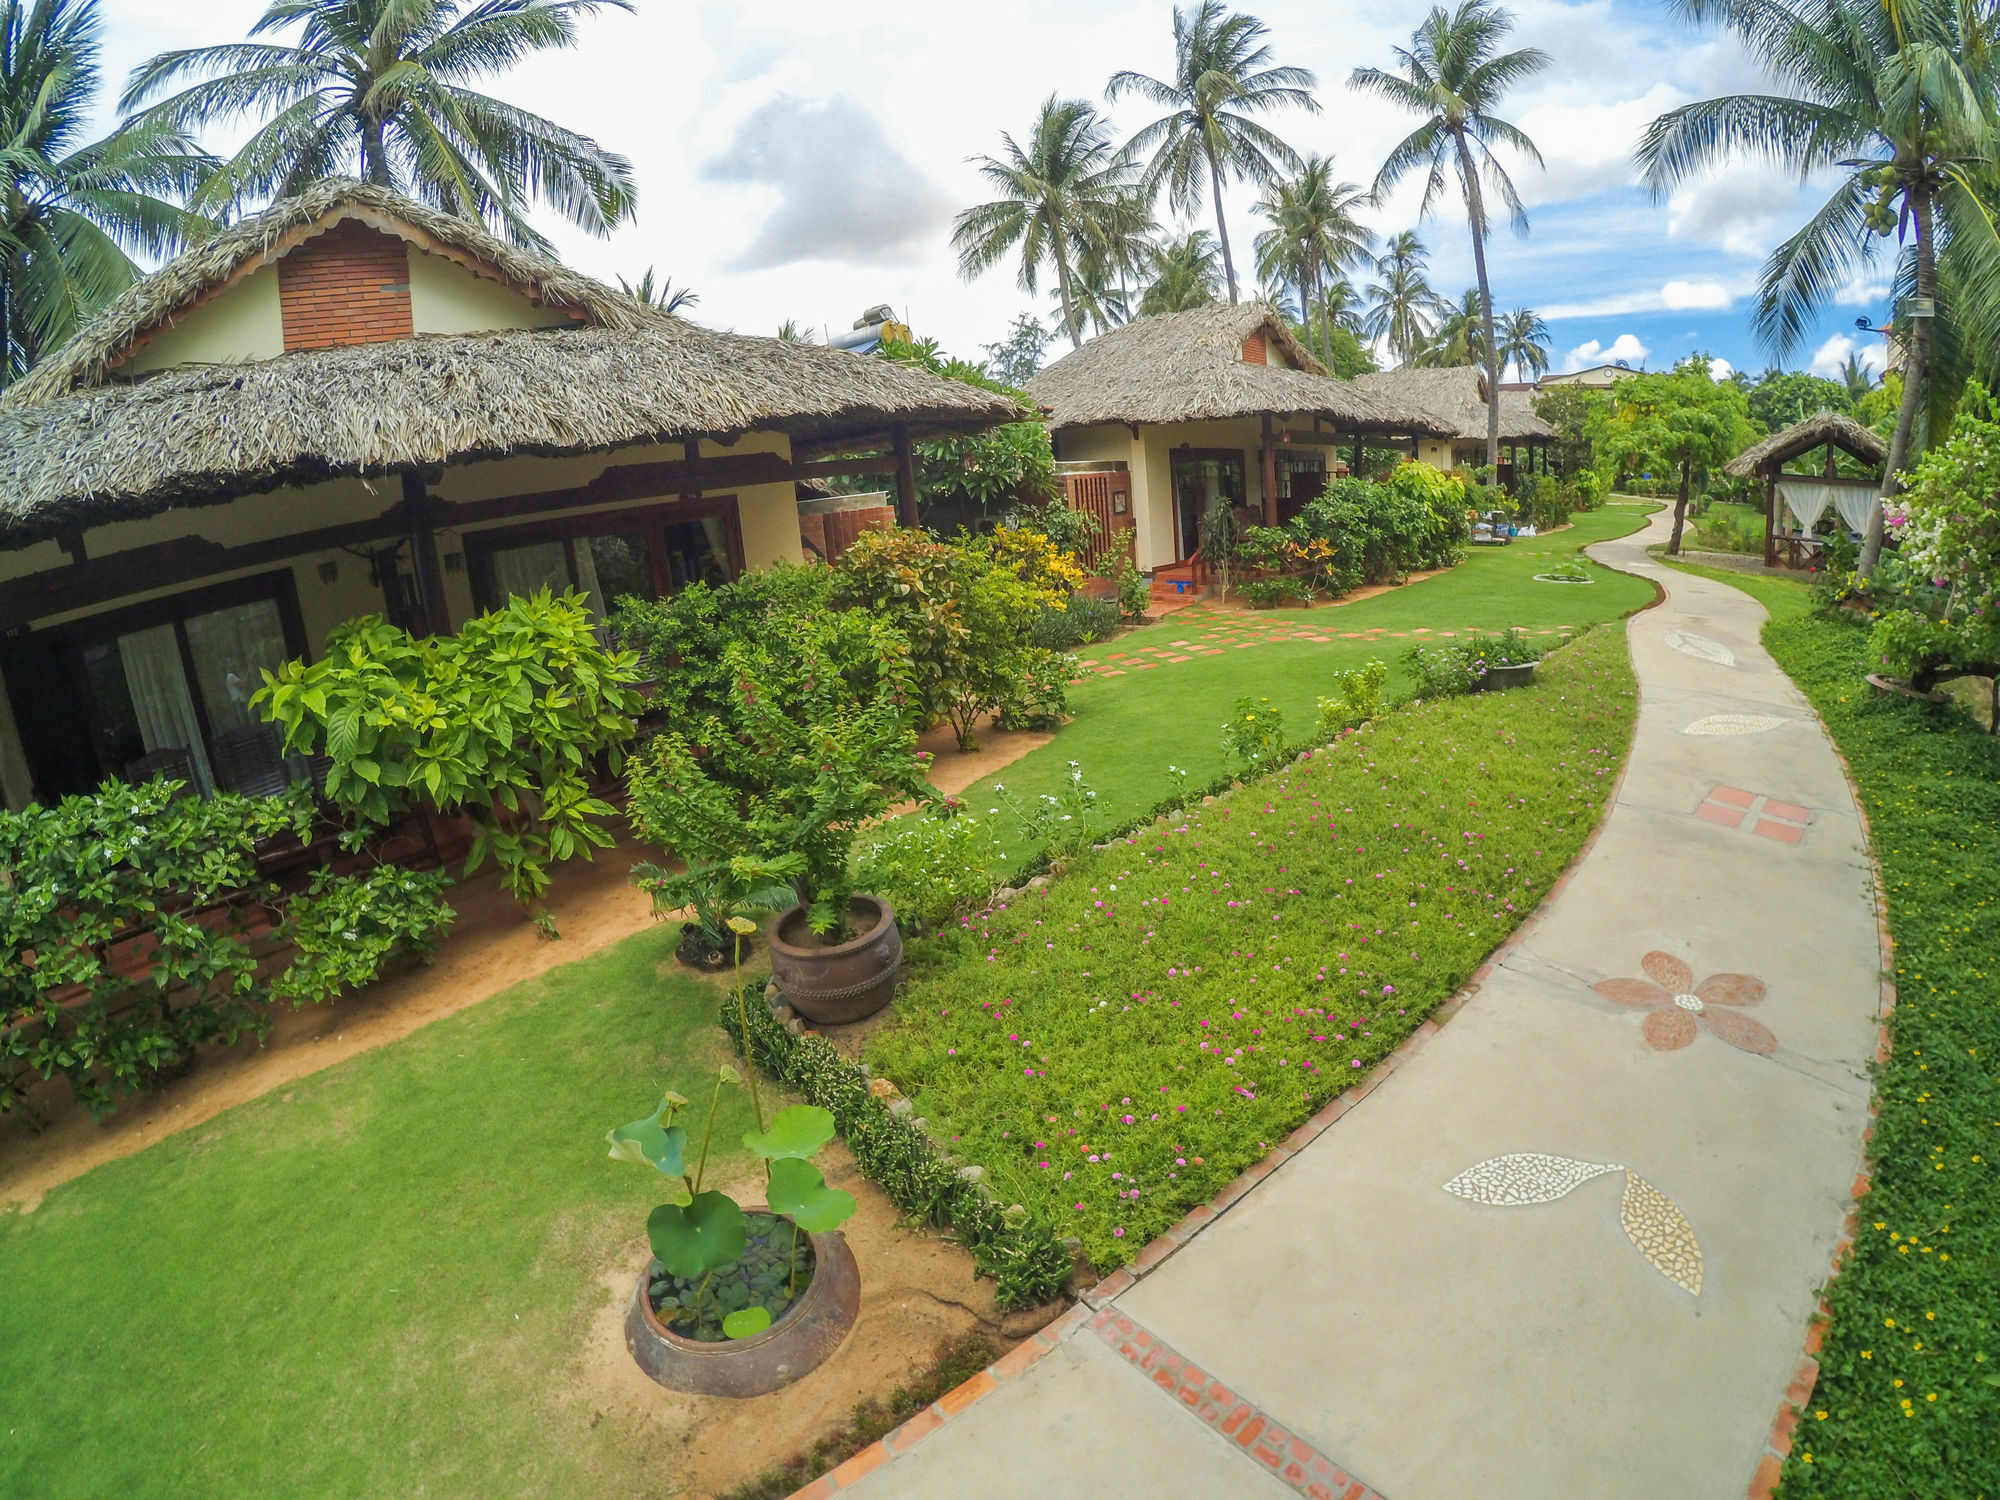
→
(1723, 410, 1888, 568)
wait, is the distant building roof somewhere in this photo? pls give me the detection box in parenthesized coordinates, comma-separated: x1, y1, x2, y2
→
(1356, 366, 1554, 442)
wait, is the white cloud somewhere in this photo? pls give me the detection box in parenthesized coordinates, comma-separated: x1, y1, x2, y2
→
(1809, 334, 1887, 379)
(1563, 333, 1651, 372)
(1833, 276, 1891, 307)
(1708, 356, 1734, 380)
(1665, 170, 1806, 258)
(1661, 279, 1734, 311)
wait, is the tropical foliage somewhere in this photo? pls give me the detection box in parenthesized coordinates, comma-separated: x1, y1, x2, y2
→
(1353, 0, 1548, 468)
(122, 0, 636, 249)
(1251, 152, 1373, 366)
(953, 94, 1136, 348)
(0, 778, 451, 1118)
(876, 335, 1056, 528)
(1595, 363, 1756, 553)
(1108, 0, 1318, 303)
(0, 0, 206, 383)
(1363, 229, 1445, 367)
(256, 589, 645, 909)
(1138, 229, 1223, 313)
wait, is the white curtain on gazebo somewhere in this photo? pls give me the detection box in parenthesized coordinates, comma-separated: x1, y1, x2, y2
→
(1777, 478, 1837, 532)
(1832, 485, 1878, 534)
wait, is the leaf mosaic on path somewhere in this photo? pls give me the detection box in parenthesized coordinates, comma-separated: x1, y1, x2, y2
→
(869, 627, 1640, 1268)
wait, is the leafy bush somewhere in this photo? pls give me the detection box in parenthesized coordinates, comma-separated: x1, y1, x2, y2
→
(1403, 629, 1554, 697)
(1031, 593, 1120, 650)
(624, 603, 932, 937)
(875, 337, 1056, 527)
(627, 853, 803, 961)
(1314, 660, 1389, 739)
(867, 627, 1636, 1267)
(854, 807, 1005, 931)
(991, 762, 1103, 861)
(1222, 695, 1287, 768)
(1870, 382, 2000, 693)
(1288, 464, 1471, 589)
(257, 590, 643, 908)
(1006, 499, 1099, 560)
(1568, 469, 1607, 510)
(1241, 576, 1309, 608)
(1110, 556, 1152, 619)
(831, 528, 1070, 750)
(0, 780, 452, 1118)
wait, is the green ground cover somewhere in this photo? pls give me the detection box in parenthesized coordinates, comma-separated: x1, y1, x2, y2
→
(868, 624, 1638, 1268)
(1687, 498, 1765, 553)
(934, 502, 1659, 869)
(1666, 561, 1999, 1496)
(0, 927, 757, 1499)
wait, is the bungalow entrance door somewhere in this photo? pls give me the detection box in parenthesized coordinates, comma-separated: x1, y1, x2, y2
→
(1170, 452, 1245, 561)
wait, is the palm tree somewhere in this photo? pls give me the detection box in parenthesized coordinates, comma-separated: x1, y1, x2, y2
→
(1499, 306, 1549, 379)
(1251, 153, 1373, 365)
(1838, 349, 1873, 399)
(1637, 0, 1999, 576)
(0, 0, 207, 383)
(953, 94, 1137, 349)
(1362, 230, 1445, 366)
(1415, 288, 1486, 367)
(121, 0, 636, 251)
(1311, 275, 1365, 334)
(1059, 255, 1130, 336)
(1352, 0, 1549, 476)
(1107, 1, 1318, 304)
(1094, 186, 1161, 324)
(1139, 230, 1223, 314)
(617, 268, 696, 316)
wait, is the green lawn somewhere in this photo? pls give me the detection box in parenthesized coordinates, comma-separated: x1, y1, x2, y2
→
(869, 624, 1638, 1267)
(1686, 499, 1765, 554)
(931, 502, 1659, 868)
(1665, 560, 1999, 1496)
(0, 926, 758, 1499)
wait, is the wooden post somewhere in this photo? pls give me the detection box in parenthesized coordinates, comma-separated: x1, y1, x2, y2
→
(1351, 434, 1363, 475)
(1260, 414, 1279, 526)
(892, 425, 920, 530)
(402, 468, 449, 636)
(1764, 472, 1778, 568)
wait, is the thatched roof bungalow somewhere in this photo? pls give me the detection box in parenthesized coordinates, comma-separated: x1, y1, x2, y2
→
(0, 180, 1019, 811)
(1026, 303, 1449, 572)
(1357, 366, 1556, 476)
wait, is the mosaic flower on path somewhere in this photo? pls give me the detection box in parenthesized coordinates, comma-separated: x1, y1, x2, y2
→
(1593, 951, 1775, 1055)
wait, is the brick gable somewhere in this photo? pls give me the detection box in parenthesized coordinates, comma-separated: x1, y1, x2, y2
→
(1240, 331, 1268, 365)
(278, 220, 414, 351)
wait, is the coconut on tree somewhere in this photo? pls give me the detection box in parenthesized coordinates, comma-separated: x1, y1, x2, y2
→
(1108, 0, 1318, 305)
(1352, 0, 1549, 478)
(120, 0, 637, 250)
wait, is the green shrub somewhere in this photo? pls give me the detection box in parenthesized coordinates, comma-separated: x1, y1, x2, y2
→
(1222, 695, 1287, 768)
(1031, 593, 1120, 649)
(855, 808, 1005, 931)
(1567, 469, 1607, 510)
(1289, 463, 1470, 587)
(1315, 660, 1389, 739)
(0, 780, 452, 1119)
(1241, 576, 1308, 608)
(257, 589, 643, 908)
(1112, 557, 1152, 619)
(625, 605, 932, 938)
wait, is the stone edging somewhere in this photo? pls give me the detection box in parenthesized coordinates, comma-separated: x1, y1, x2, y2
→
(786, 602, 1658, 1500)
(1744, 727, 1897, 1499)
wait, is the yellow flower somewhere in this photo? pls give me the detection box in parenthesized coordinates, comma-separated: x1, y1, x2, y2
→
(1927, 1393, 1938, 1402)
(1894, 1379, 1904, 1387)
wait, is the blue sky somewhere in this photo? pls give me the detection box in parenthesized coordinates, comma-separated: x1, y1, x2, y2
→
(94, 0, 1901, 383)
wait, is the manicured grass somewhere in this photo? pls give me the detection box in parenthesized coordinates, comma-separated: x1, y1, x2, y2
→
(1686, 499, 1765, 554)
(0, 927, 758, 1499)
(943, 502, 1658, 868)
(1666, 560, 1999, 1496)
(868, 624, 1637, 1268)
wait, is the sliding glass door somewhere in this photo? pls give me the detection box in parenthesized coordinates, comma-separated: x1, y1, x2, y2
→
(468, 501, 742, 617)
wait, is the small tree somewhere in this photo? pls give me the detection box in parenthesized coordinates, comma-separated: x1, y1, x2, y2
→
(875, 336, 1055, 531)
(1598, 366, 1755, 553)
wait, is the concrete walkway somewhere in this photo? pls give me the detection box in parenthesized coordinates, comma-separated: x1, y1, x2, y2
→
(837, 507, 1882, 1500)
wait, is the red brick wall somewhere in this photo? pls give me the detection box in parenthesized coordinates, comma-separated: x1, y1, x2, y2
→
(1241, 332, 1268, 365)
(278, 220, 414, 351)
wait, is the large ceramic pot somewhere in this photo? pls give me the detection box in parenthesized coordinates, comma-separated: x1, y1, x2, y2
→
(1479, 661, 1537, 691)
(767, 895, 903, 1025)
(624, 1212, 860, 1398)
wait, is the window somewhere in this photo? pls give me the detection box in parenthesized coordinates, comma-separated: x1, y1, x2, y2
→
(466, 500, 742, 616)
(1170, 452, 1245, 560)
(2, 572, 308, 802)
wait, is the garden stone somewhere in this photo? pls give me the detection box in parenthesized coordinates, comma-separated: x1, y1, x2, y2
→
(769, 1000, 797, 1024)
(783, 1016, 806, 1037)
(868, 1077, 900, 1102)
(888, 1097, 914, 1119)
(955, 1164, 985, 1184)
(1027, 875, 1050, 890)
(911, 1119, 927, 1133)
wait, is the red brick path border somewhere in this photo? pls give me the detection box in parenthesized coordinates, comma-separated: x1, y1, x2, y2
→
(788, 591, 1669, 1500)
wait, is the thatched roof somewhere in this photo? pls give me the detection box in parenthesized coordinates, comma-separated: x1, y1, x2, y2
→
(0, 183, 1022, 547)
(1026, 303, 1446, 434)
(1724, 409, 1888, 478)
(1356, 366, 1555, 442)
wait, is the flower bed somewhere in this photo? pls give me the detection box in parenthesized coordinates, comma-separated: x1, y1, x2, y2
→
(866, 624, 1637, 1267)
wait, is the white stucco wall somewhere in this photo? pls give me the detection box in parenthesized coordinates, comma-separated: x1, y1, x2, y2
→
(124, 265, 285, 374)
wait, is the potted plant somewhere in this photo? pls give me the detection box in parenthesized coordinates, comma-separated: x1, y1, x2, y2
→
(1467, 628, 1544, 690)
(624, 602, 934, 1024)
(607, 963, 861, 1396)
(629, 853, 804, 971)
